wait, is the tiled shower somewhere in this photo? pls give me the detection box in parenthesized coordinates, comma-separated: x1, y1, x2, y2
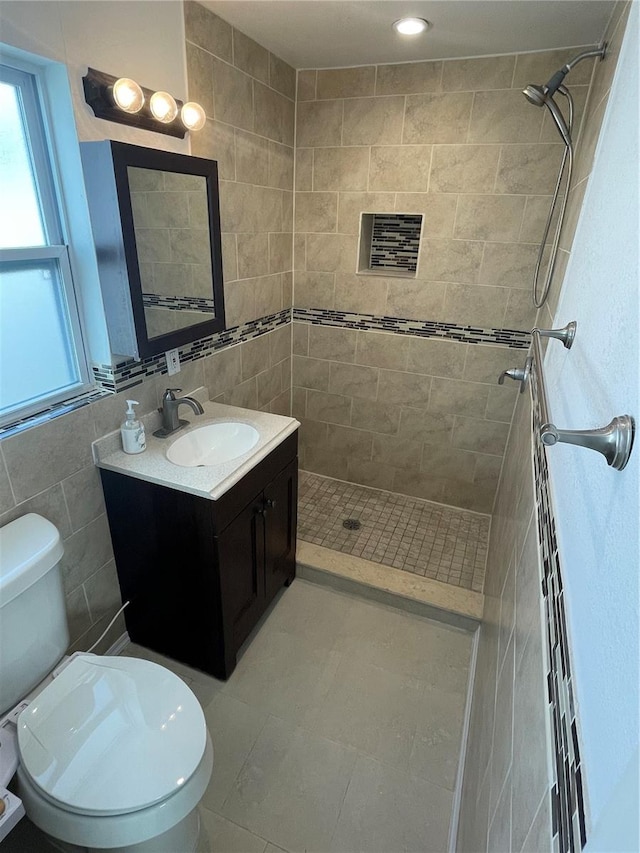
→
(291, 49, 593, 516)
(289, 43, 596, 598)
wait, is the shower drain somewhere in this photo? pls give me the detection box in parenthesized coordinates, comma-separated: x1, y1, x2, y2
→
(342, 518, 361, 530)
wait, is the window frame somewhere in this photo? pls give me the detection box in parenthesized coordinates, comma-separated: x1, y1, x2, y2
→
(0, 59, 94, 428)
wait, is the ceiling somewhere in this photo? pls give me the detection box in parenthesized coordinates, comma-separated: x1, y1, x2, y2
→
(201, 0, 615, 69)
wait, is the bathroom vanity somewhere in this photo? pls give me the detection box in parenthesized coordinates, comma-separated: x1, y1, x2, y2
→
(94, 401, 299, 680)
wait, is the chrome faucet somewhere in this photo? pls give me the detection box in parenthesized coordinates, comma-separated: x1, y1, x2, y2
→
(153, 388, 204, 438)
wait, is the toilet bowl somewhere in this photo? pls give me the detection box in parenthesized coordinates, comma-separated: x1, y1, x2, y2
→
(0, 514, 213, 852)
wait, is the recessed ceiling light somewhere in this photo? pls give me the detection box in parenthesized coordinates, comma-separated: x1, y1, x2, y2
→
(393, 17, 431, 36)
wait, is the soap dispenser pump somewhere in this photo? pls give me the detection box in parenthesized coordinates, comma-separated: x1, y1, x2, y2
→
(121, 400, 146, 454)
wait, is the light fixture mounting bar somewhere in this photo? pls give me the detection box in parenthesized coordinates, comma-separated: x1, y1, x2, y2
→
(82, 67, 187, 139)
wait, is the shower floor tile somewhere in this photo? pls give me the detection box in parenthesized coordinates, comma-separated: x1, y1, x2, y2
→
(298, 471, 488, 593)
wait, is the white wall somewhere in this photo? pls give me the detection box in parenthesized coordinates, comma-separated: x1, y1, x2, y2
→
(544, 0, 639, 835)
(1, 0, 188, 152)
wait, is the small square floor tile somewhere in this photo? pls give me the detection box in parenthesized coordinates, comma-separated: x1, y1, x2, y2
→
(298, 471, 487, 592)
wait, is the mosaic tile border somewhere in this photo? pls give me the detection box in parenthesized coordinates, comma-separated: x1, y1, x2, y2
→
(142, 293, 215, 313)
(0, 389, 111, 439)
(293, 307, 531, 349)
(531, 366, 587, 853)
(1, 310, 291, 436)
(93, 308, 291, 394)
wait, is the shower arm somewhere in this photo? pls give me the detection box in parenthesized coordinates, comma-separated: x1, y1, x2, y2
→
(544, 44, 607, 96)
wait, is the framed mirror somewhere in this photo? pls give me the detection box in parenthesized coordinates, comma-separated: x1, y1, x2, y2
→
(81, 141, 225, 360)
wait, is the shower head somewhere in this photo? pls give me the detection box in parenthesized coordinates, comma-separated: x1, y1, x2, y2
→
(522, 84, 572, 147)
(522, 44, 606, 145)
(523, 84, 547, 108)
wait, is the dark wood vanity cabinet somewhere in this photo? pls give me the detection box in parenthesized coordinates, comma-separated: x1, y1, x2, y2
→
(100, 433, 298, 680)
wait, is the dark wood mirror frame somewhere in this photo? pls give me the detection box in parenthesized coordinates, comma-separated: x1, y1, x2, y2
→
(109, 141, 226, 359)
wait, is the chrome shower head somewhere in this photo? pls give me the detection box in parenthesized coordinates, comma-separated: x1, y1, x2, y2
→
(522, 44, 606, 146)
(523, 84, 547, 108)
(522, 84, 572, 147)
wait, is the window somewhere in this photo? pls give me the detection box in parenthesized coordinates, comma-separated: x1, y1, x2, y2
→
(0, 61, 92, 427)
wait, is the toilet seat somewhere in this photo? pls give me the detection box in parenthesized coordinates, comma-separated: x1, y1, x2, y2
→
(17, 733, 214, 850)
(17, 655, 207, 816)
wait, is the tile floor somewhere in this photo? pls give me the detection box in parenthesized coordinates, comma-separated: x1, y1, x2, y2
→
(4, 579, 473, 853)
(298, 471, 489, 593)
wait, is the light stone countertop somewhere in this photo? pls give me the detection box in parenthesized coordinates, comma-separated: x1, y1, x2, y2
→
(92, 398, 300, 501)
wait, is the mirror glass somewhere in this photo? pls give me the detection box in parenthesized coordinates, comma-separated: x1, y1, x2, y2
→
(127, 167, 215, 340)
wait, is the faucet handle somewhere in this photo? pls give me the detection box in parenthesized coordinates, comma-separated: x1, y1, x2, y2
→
(162, 388, 182, 401)
(497, 357, 532, 393)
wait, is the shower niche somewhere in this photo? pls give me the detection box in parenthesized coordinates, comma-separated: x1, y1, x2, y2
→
(357, 213, 423, 277)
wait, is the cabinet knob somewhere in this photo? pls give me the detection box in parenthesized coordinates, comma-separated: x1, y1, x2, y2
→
(254, 506, 266, 517)
(265, 498, 277, 509)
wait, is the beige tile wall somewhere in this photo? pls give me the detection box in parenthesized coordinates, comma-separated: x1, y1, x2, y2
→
(293, 46, 595, 510)
(457, 7, 631, 849)
(294, 48, 595, 330)
(185, 1, 295, 328)
(292, 323, 518, 512)
(0, 324, 291, 654)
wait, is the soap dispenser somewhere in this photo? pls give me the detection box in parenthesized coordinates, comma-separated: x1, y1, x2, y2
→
(121, 400, 146, 454)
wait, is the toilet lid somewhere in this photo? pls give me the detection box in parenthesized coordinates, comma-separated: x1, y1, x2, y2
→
(17, 655, 207, 816)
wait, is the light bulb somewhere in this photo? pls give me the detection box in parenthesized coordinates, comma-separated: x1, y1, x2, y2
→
(150, 91, 178, 124)
(112, 78, 144, 113)
(393, 17, 431, 36)
(181, 102, 207, 132)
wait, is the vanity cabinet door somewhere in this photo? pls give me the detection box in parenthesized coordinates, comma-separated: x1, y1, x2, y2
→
(264, 458, 297, 603)
(216, 494, 266, 652)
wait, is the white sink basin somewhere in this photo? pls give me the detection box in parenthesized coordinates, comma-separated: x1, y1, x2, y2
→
(166, 422, 259, 467)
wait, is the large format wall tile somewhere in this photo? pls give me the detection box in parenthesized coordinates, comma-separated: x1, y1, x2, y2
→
(292, 321, 517, 511)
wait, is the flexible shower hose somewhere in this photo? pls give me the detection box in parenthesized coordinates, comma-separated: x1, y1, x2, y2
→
(532, 90, 575, 308)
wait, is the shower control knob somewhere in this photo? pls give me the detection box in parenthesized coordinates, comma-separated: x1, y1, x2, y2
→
(497, 357, 532, 393)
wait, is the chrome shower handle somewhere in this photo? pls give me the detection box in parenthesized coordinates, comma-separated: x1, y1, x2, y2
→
(498, 357, 532, 393)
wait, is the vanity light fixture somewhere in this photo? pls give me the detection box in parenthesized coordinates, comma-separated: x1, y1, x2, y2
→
(393, 17, 431, 35)
(149, 91, 179, 124)
(82, 68, 206, 138)
(112, 78, 145, 113)
(181, 102, 207, 132)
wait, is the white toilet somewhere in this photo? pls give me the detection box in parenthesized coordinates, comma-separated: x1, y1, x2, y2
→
(0, 513, 214, 852)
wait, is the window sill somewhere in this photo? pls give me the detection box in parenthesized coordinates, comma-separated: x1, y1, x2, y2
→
(0, 388, 112, 439)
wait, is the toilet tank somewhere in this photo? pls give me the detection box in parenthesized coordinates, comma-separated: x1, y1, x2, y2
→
(0, 514, 69, 715)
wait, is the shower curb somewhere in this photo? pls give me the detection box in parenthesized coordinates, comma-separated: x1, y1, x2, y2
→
(296, 541, 483, 631)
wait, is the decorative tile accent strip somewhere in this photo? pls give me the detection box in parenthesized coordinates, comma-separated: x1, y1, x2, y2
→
(293, 307, 530, 349)
(0, 309, 292, 436)
(94, 307, 291, 394)
(142, 293, 215, 313)
(369, 213, 422, 273)
(532, 365, 587, 853)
